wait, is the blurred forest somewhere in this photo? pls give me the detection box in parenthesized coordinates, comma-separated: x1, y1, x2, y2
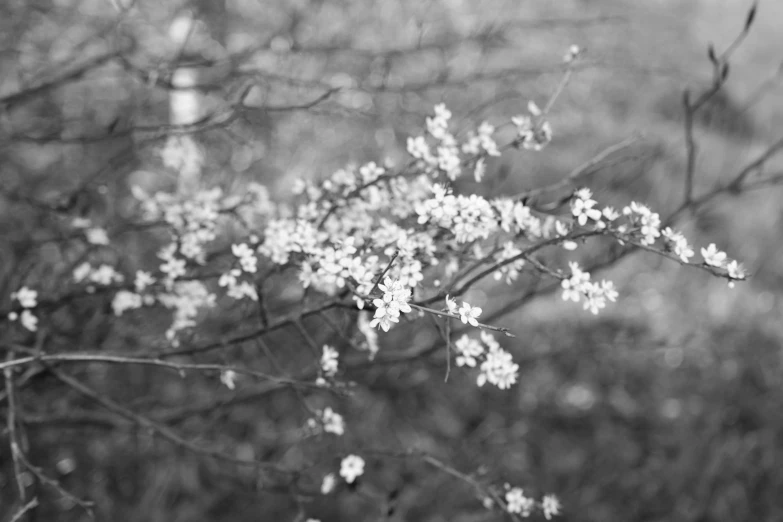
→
(2, 0, 783, 521)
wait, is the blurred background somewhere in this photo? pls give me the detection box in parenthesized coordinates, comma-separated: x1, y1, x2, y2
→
(1, 0, 783, 521)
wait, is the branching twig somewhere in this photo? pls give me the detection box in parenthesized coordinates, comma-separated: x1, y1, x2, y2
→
(48, 367, 294, 474)
(9, 498, 39, 522)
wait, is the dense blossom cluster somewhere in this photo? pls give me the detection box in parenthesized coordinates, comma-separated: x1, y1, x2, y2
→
(3, 96, 754, 522)
(6, 103, 747, 370)
(453, 331, 519, 389)
(371, 277, 413, 332)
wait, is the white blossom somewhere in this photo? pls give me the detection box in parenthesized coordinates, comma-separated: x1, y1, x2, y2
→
(571, 188, 602, 226)
(454, 334, 484, 367)
(701, 243, 727, 267)
(505, 487, 535, 516)
(220, 370, 237, 390)
(458, 302, 482, 327)
(112, 290, 143, 316)
(86, 227, 110, 245)
(321, 345, 339, 377)
(542, 495, 561, 519)
(321, 473, 336, 494)
(11, 287, 37, 309)
(19, 310, 38, 332)
(339, 455, 365, 484)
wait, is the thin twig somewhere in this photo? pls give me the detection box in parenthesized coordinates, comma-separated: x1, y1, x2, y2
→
(368, 249, 400, 296)
(4, 353, 28, 508)
(48, 367, 293, 473)
(9, 498, 39, 522)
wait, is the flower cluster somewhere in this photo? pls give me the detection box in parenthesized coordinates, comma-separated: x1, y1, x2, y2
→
(453, 331, 519, 389)
(308, 407, 345, 436)
(134, 186, 223, 263)
(370, 277, 412, 332)
(505, 487, 536, 516)
(416, 184, 497, 243)
(231, 243, 258, 273)
(5, 89, 763, 522)
(512, 101, 553, 151)
(701, 243, 746, 287)
(622, 202, 661, 246)
(662, 227, 695, 262)
(74, 262, 125, 287)
(71, 218, 110, 246)
(561, 262, 619, 314)
(407, 104, 506, 182)
(8, 287, 38, 332)
(578, 194, 747, 285)
(320, 345, 339, 378)
(218, 269, 258, 301)
(462, 122, 501, 159)
(157, 281, 216, 345)
(493, 242, 526, 284)
(504, 486, 561, 519)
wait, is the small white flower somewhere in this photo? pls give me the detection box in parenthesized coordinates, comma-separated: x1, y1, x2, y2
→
(11, 287, 37, 309)
(726, 260, 745, 280)
(86, 227, 109, 245)
(458, 302, 482, 327)
(321, 407, 345, 436)
(474, 157, 486, 182)
(445, 295, 458, 314)
(564, 44, 581, 63)
(220, 370, 237, 390)
(571, 189, 602, 226)
(74, 262, 91, 283)
(320, 345, 339, 377)
(20, 310, 38, 332)
(528, 100, 542, 117)
(321, 473, 337, 494)
(701, 243, 727, 267)
(71, 217, 91, 228)
(505, 487, 535, 516)
(602, 206, 620, 221)
(339, 455, 365, 484)
(662, 227, 694, 263)
(726, 260, 746, 288)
